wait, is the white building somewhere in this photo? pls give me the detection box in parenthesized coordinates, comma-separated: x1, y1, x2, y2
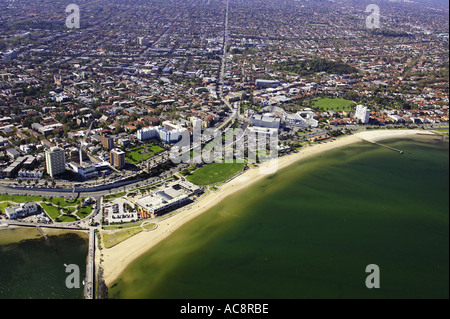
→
(137, 126, 160, 141)
(354, 105, 371, 124)
(136, 125, 186, 144)
(190, 117, 203, 129)
(158, 127, 183, 144)
(134, 181, 200, 218)
(246, 126, 278, 139)
(45, 147, 66, 178)
(135, 187, 189, 217)
(18, 169, 43, 179)
(285, 112, 318, 128)
(250, 114, 281, 129)
(5, 202, 40, 220)
(68, 161, 97, 179)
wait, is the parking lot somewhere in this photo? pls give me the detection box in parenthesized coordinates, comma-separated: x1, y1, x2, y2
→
(103, 198, 138, 224)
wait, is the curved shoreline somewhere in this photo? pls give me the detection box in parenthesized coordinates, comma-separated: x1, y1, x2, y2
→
(100, 129, 437, 287)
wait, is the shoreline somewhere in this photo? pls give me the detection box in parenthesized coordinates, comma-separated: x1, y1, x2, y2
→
(99, 129, 437, 286)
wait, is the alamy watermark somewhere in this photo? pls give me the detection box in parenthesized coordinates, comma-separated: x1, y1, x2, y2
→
(169, 125, 279, 175)
(365, 264, 381, 289)
(365, 4, 381, 29)
(65, 264, 81, 289)
(65, 4, 80, 29)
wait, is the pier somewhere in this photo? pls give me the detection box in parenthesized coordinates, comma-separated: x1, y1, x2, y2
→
(6, 221, 96, 299)
(84, 228, 95, 299)
(36, 225, 51, 246)
(360, 138, 404, 154)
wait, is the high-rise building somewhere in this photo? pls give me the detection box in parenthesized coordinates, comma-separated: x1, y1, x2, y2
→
(110, 148, 126, 168)
(137, 125, 187, 144)
(101, 132, 114, 150)
(137, 37, 149, 47)
(354, 105, 371, 124)
(137, 126, 159, 141)
(45, 147, 66, 178)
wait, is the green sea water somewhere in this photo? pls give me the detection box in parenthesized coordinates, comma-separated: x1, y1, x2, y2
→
(0, 230, 88, 299)
(108, 136, 449, 299)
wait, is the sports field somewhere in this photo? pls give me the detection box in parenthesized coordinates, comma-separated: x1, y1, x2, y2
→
(311, 98, 355, 111)
(187, 162, 245, 186)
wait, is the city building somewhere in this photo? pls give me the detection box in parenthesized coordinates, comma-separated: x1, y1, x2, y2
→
(137, 37, 149, 47)
(136, 125, 186, 144)
(157, 127, 183, 144)
(1, 156, 27, 177)
(137, 126, 159, 141)
(68, 161, 98, 179)
(285, 111, 319, 128)
(354, 105, 371, 124)
(5, 202, 40, 220)
(255, 79, 281, 89)
(110, 148, 126, 168)
(6, 148, 20, 160)
(45, 147, 66, 178)
(134, 181, 200, 218)
(101, 132, 114, 150)
(250, 114, 281, 129)
(18, 169, 43, 179)
(135, 185, 189, 218)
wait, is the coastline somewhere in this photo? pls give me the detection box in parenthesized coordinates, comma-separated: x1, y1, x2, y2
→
(100, 129, 437, 287)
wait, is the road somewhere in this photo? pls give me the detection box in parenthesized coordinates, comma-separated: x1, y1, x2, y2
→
(0, 125, 445, 199)
(218, 0, 229, 98)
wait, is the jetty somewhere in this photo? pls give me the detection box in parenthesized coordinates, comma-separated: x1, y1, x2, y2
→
(360, 138, 403, 154)
(84, 228, 95, 299)
(36, 225, 52, 246)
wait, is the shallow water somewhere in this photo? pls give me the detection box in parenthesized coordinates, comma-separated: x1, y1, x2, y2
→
(92, 138, 450, 298)
(0, 230, 89, 299)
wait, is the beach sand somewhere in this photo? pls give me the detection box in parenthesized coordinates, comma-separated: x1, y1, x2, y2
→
(99, 129, 437, 286)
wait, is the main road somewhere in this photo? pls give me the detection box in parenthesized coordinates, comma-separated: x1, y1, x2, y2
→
(218, 0, 230, 99)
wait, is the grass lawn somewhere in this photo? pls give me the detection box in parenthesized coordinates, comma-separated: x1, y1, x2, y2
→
(40, 203, 61, 220)
(105, 191, 127, 200)
(58, 215, 78, 223)
(49, 197, 80, 207)
(0, 202, 12, 214)
(187, 162, 245, 186)
(311, 98, 355, 111)
(126, 144, 164, 164)
(76, 206, 93, 219)
(433, 128, 449, 135)
(0, 194, 93, 223)
(0, 194, 47, 203)
(102, 228, 143, 248)
(0, 195, 81, 206)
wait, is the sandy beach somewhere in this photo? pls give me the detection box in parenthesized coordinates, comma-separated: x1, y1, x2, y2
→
(99, 129, 437, 286)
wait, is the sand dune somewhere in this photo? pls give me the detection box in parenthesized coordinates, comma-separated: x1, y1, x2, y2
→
(99, 129, 436, 286)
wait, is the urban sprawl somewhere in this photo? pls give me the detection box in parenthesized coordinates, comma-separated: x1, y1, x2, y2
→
(0, 0, 448, 227)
